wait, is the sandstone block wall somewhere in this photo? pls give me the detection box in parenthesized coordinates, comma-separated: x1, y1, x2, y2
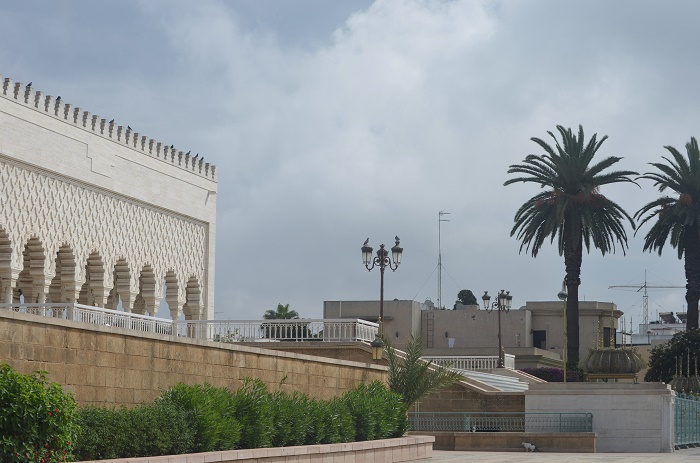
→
(420, 431, 595, 452)
(76, 436, 435, 463)
(0, 311, 387, 407)
(413, 382, 524, 413)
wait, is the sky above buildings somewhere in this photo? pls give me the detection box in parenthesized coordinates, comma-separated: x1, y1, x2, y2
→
(2, 0, 699, 328)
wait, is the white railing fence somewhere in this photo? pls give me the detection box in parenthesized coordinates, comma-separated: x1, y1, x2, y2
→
(422, 354, 516, 370)
(0, 303, 378, 343)
(0, 302, 176, 335)
(178, 318, 379, 343)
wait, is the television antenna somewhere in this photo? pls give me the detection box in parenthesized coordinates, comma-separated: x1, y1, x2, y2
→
(608, 270, 683, 326)
(437, 211, 451, 310)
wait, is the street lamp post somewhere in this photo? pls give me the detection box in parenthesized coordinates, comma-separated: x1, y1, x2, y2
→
(361, 237, 403, 360)
(481, 290, 513, 368)
(558, 280, 568, 383)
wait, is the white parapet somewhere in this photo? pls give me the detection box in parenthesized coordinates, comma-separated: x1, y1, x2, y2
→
(525, 382, 675, 453)
(423, 354, 516, 370)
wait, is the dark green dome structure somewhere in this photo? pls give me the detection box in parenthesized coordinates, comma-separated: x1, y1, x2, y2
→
(584, 347, 646, 375)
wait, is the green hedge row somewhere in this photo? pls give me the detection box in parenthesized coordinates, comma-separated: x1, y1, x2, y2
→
(73, 378, 407, 461)
(0, 363, 407, 462)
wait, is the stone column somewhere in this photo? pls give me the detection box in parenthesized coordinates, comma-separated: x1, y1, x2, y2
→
(143, 294, 161, 317)
(91, 288, 109, 308)
(62, 283, 81, 304)
(166, 292, 182, 321)
(120, 290, 139, 313)
(1, 274, 17, 303)
(34, 277, 52, 303)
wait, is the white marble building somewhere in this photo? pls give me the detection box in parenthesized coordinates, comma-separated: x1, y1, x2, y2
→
(0, 75, 217, 320)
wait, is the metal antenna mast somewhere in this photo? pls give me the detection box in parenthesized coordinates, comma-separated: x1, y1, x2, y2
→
(438, 211, 451, 310)
(608, 269, 683, 327)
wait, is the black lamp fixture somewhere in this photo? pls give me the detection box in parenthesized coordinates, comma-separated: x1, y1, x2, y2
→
(558, 279, 568, 382)
(362, 236, 403, 361)
(370, 336, 384, 361)
(482, 289, 513, 368)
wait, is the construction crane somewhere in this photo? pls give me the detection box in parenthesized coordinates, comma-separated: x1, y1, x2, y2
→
(608, 270, 684, 326)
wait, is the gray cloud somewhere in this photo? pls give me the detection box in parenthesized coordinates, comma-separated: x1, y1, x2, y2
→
(1, 0, 698, 326)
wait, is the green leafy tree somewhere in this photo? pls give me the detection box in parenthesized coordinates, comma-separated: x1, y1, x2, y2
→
(455, 289, 477, 307)
(645, 329, 700, 382)
(505, 125, 638, 365)
(263, 303, 299, 320)
(635, 137, 700, 330)
(385, 334, 464, 409)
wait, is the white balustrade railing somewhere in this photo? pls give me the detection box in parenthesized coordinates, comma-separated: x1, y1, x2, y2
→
(0, 302, 176, 335)
(423, 354, 516, 370)
(0, 303, 378, 343)
(178, 319, 379, 343)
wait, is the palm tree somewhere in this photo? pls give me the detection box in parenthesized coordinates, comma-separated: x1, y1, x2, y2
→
(385, 334, 464, 409)
(263, 303, 299, 320)
(635, 137, 700, 330)
(505, 125, 638, 365)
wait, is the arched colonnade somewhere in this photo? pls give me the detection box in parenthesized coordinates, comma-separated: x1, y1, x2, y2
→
(0, 227, 204, 321)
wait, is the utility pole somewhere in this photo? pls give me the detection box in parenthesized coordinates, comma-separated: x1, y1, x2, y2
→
(438, 211, 450, 310)
(608, 270, 683, 327)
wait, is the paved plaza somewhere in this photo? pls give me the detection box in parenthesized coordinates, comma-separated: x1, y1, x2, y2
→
(420, 449, 700, 463)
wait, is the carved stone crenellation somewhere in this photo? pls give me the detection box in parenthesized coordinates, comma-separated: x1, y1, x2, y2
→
(0, 75, 216, 181)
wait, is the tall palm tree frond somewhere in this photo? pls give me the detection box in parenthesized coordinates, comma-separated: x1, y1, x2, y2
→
(635, 137, 700, 330)
(263, 303, 299, 320)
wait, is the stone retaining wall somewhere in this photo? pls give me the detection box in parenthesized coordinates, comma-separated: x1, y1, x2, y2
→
(0, 310, 387, 407)
(76, 436, 435, 463)
(417, 431, 595, 453)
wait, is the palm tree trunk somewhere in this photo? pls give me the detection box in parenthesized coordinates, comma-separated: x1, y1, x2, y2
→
(684, 226, 700, 330)
(563, 231, 582, 367)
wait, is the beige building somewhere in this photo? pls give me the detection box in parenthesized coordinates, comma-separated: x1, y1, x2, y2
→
(323, 299, 621, 368)
(0, 75, 217, 320)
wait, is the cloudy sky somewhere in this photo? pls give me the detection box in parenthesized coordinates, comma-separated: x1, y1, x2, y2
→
(2, 0, 699, 329)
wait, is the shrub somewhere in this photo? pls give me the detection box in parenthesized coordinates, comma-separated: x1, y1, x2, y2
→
(312, 397, 354, 444)
(520, 366, 583, 382)
(156, 382, 240, 452)
(0, 364, 78, 463)
(73, 407, 128, 460)
(270, 391, 314, 447)
(341, 381, 407, 441)
(124, 401, 195, 456)
(73, 402, 195, 460)
(231, 378, 274, 448)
